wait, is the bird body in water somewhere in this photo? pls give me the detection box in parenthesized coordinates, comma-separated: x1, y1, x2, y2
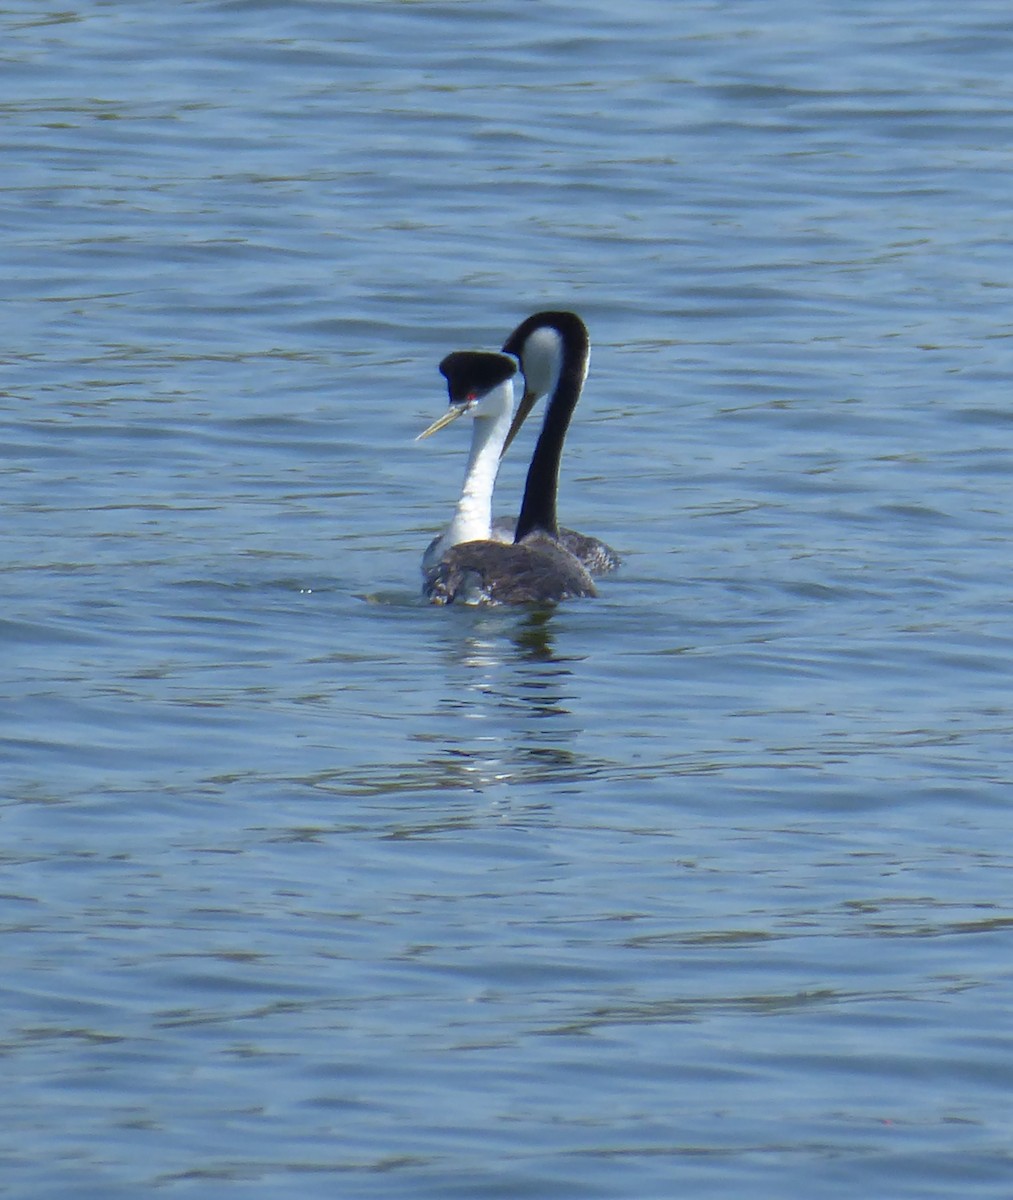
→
(418, 344, 595, 606)
(425, 532, 594, 606)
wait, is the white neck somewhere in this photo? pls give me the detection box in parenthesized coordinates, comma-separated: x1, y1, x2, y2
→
(424, 379, 514, 568)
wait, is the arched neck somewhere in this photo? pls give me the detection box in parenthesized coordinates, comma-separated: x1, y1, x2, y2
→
(513, 335, 588, 542)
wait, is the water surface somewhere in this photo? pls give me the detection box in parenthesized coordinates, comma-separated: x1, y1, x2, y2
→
(4, 2, 1013, 1197)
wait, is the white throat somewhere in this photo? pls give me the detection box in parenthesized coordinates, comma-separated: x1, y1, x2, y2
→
(423, 378, 515, 569)
(520, 326, 565, 400)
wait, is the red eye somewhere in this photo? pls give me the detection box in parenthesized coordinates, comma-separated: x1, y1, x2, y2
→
(466, 391, 478, 402)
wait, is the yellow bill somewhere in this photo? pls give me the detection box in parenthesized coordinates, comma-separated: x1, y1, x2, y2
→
(500, 388, 539, 456)
(416, 402, 471, 441)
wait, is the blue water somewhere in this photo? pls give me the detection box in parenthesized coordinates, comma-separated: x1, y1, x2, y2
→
(4, 2, 1013, 1196)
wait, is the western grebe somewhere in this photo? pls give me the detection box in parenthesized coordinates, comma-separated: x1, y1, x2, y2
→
(419, 349, 595, 606)
(498, 311, 620, 575)
(419, 350, 518, 574)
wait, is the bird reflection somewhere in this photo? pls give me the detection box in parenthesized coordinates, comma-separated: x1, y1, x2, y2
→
(407, 608, 601, 797)
(298, 610, 614, 834)
(509, 607, 558, 664)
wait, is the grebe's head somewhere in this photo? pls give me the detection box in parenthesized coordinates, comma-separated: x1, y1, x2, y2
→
(416, 351, 517, 440)
(500, 311, 589, 454)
